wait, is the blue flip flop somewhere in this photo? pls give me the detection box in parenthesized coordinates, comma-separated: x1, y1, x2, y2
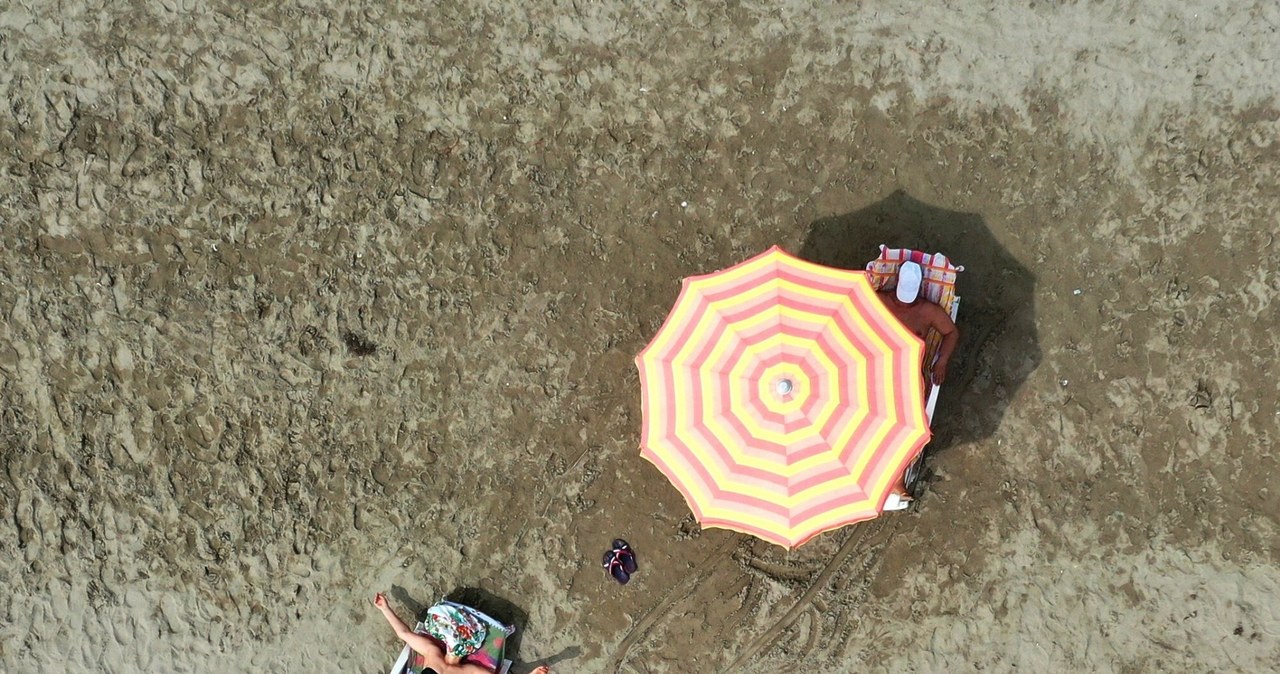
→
(603, 539, 638, 584)
(612, 539, 638, 574)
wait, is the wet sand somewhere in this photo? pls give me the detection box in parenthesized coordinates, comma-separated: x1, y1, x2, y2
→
(2, 2, 1279, 672)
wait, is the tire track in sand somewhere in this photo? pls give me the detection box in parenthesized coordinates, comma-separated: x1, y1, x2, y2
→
(719, 518, 890, 673)
(608, 537, 741, 672)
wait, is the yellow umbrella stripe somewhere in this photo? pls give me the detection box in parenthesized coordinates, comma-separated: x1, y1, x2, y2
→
(850, 423, 929, 486)
(775, 310, 873, 443)
(686, 293, 869, 422)
(824, 373, 926, 470)
(670, 459, 834, 509)
(642, 265, 788, 365)
(667, 419, 753, 487)
(825, 298, 924, 454)
(653, 432, 902, 512)
(862, 426, 931, 498)
(644, 430, 825, 505)
(643, 438, 806, 514)
(712, 331, 851, 468)
(681, 247, 864, 306)
(694, 498, 883, 537)
(693, 266, 865, 317)
(652, 269, 870, 380)
(672, 278, 861, 362)
(676, 298, 782, 373)
(755, 362, 809, 416)
(649, 431, 804, 505)
(636, 362, 673, 450)
(843, 400, 929, 482)
(681, 248, 788, 293)
(645, 432, 916, 536)
(844, 409, 901, 478)
(729, 305, 890, 471)
(695, 493, 888, 546)
(842, 283, 925, 364)
(638, 246, 937, 548)
(652, 293, 921, 485)
(648, 344, 919, 495)
(678, 435, 925, 512)
(641, 437, 740, 510)
(679, 451, 903, 512)
(680, 309, 836, 440)
(642, 287, 722, 363)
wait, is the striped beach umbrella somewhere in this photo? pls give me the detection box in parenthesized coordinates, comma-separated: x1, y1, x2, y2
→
(635, 246, 931, 548)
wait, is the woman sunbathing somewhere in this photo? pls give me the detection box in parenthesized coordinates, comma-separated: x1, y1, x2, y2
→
(373, 593, 550, 674)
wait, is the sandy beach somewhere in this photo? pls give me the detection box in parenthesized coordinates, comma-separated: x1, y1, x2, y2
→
(2, 1, 1279, 672)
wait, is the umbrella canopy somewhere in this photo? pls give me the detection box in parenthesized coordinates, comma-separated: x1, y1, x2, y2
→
(636, 246, 931, 548)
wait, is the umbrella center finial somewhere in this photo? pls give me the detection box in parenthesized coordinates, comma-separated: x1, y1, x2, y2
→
(775, 378, 794, 396)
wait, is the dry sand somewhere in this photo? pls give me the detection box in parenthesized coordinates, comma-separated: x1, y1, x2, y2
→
(2, 1, 1279, 672)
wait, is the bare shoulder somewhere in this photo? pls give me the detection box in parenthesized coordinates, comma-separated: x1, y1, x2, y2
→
(926, 302, 956, 330)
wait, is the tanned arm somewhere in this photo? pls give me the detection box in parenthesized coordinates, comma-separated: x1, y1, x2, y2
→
(373, 594, 444, 665)
(372, 594, 494, 674)
(929, 306, 959, 385)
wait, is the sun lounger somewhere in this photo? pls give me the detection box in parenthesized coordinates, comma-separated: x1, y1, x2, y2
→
(388, 600, 514, 674)
(864, 245, 963, 510)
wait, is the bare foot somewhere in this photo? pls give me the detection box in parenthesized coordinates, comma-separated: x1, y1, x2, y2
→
(530, 667, 550, 674)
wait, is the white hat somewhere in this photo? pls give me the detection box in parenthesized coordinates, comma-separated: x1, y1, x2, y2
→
(896, 261, 923, 303)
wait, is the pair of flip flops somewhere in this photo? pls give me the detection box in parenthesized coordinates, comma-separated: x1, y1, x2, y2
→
(602, 539, 638, 584)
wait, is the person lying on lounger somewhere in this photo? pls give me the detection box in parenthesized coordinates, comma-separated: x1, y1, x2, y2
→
(373, 593, 551, 674)
(877, 260, 959, 384)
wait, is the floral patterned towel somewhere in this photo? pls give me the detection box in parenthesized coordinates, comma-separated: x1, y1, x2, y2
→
(406, 602, 514, 674)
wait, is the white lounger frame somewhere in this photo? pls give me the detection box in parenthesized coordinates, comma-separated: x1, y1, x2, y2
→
(880, 247, 962, 512)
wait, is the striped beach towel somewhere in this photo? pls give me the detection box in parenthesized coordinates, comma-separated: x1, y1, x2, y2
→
(390, 601, 514, 674)
(868, 245, 964, 510)
(865, 245, 963, 380)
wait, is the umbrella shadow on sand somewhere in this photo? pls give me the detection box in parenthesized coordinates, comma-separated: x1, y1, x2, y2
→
(798, 190, 1040, 486)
